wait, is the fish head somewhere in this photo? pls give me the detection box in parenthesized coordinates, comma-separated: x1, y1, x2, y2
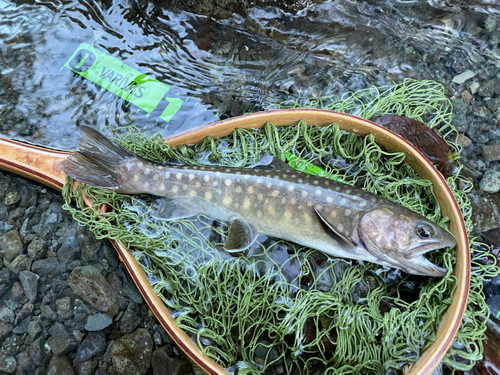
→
(358, 206, 456, 277)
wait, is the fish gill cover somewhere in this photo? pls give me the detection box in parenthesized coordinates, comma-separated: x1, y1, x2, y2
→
(62, 79, 498, 374)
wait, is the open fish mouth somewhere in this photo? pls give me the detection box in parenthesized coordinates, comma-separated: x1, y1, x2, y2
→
(400, 235, 456, 277)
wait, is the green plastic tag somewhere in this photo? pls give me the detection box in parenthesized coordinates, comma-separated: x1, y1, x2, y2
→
(62, 43, 182, 122)
(285, 152, 346, 183)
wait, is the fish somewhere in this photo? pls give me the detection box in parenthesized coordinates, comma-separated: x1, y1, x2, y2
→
(62, 126, 457, 277)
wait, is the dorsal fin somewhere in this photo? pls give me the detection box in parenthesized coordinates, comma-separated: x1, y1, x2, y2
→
(313, 206, 356, 250)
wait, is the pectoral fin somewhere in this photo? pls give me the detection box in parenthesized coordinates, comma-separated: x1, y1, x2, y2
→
(313, 206, 356, 250)
(150, 197, 201, 220)
(224, 218, 258, 252)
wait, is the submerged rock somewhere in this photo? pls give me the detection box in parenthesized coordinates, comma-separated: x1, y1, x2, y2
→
(111, 328, 153, 375)
(479, 169, 500, 193)
(67, 266, 120, 316)
(152, 345, 193, 375)
(0, 230, 22, 262)
(75, 331, 107, 361)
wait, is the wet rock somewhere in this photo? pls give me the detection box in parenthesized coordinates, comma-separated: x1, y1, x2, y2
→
(123, 281, 143, 304)
(27, 237, 47, 260)
(457, 133, 472, 148)
(17, 302, 34, 321)
(469, 192, 500, 232)
(4, 191, 20, 205)
(68, 266, 120, 316)
(41, 305, 57, 321)
(111, 328, 153, 375)
(0, 268, 12, 297)
(470, 81, 480, 94)
(0, 352, 16, 373)
(120, 302, 146, 334)
(452, 70, 476, 84)
(57, 236, 80, 263)
(2, 334, 23, 355)
(12, 317, 30, 334)
(479, 79, 496, 97)
(85, 312, 113, 331)
(28, 318, 42, 340)
(484, 145, 500, 163)
(1, 230, 22, 262)
(151, 345, 192, 375)
(10, 281, 23, 300)
(461, 165, 482, 180)
(75, 331, 107, 361)
(0, 321, 13, 340)
(7, 254, 28, 273)
(46, 322, 77, 355)
(31, 257, 65, 277)
(254, 340, 281, 365)
(55, 297, 73, 319)
(479, 169, 500, 193)
(19, 270, 39, 302)
(47, 355, 75, 375)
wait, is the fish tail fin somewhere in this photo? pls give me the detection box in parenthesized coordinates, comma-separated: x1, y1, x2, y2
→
(62, 126, 135, 190)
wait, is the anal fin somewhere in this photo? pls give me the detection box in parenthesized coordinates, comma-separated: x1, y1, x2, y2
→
(224, 217, 258, 252)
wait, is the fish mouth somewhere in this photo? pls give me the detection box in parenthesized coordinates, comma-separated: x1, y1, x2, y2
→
(399, 233, 456, 277)
(402, 255, 448, 277)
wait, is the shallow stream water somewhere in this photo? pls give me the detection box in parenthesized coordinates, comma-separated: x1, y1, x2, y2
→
(2, 0, 500, 374)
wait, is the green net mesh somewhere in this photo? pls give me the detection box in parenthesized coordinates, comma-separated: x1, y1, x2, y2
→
(62, 78, 498, 374)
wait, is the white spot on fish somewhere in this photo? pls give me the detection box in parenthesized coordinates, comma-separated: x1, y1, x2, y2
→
(134, 175, 139, 181)
(339, 198, 347, 206)
(189, 190, 197, 196)
(326, 196, 333, 203)
(204, 175, 210, 183)
(243, 199, 250, 209)
(337, 223, 344, 232)
(153, 174, 160, 181)
(172, 186, 179, 193)
(268, 207, 276, 214)
(330, 211, 337, 219)
(236, 186, 242, 193)
(247, 186, 254, 193)
(284, 211, 292, 219)
(182, 186, 188, 190)
(183, 166, 190, 169)
(196, 182, 201, 187)
(224, 179, 232, 186)
(359, 201, 367, 207)
(291, 174, 296, 178)
(297, 179, 303, 183)
(189, 174, 195, 181)
(271, 190, 279, 197)
(223, 197, 232, 205)
(244, 174, 250, 179)
(138, 162, 144, 168)
(313, 180, 319, 185)
(344, 189, 351, 194)
(335, 186, 341, 191)
(144, 169, 151, 176)
(303, 214, 311, 223)
(301, 191, 308, 198)
(236, 171, 241, 175)
(160, 183, 165, 190)
(176, 173, 182, 180)
(256, 177, 263, 184)
(315, 189, 322, 196)
(257, 194, 263, 200)
(345, 209, 352, 216)
(165, 172, 171, 179)
(287, 185, 294, 192)
(257, 211, 262, 217)
(282, 174, 287, 178)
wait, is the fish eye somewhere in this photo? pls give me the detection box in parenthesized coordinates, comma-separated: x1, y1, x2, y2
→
(416, 224, 434, 239)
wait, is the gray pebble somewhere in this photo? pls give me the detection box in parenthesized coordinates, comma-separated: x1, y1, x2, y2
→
(0, 321, 13, 341)
(47, 355, 75, 375)
(0, 230, 23, 262)
(483, 145, 500, 163)
(452, 70, 476, 84)
(0, 352, 16, 373)
(68, 266, 120, 316)
(55, 297, 73, 319)
(46, 322, 77, 355)
(19, 270, 39, 302)
(75, 331, 107, 361)
(4, 191, 20, 205)
(27, 237, 47, 260)
(479, 169, 500, 193)
(111, 328, 153, 375)
(152, 345, 192, 375)
(31, 257, 65, 277)
(120, 302, 146, 334)
(85, 313, 113, 331)
(7, 254, 28, 274)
